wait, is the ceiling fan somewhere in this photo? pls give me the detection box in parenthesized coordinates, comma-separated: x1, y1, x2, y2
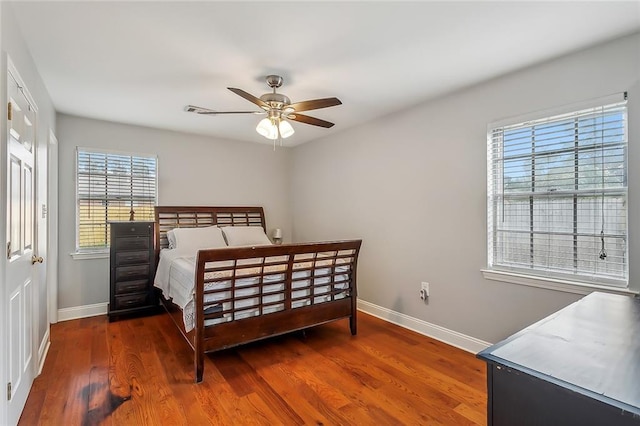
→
(185, 75, 342, 142)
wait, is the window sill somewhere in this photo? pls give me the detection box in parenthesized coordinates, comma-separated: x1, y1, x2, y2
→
(481, 269, 638, 296)
(70, 251, 109, 260)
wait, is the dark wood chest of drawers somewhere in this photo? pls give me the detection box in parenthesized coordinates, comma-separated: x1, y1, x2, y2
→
(109, 221, 158, 320)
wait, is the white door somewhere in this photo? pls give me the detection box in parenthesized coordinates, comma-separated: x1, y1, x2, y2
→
(6, 67, 38, 425)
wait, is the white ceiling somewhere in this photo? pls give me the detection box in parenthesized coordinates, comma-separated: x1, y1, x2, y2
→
(10, 1, 640, 147)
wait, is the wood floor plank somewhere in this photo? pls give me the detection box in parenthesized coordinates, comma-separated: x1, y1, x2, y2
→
(252, 362, 348, 425)
(305, 334, 465, 419)
(19, 311, 486, 425)
(282, 348, 421, 424)
(455, 402, 486, 425)
(214, 351, 306, 424)
(188, 380, 233, 424)
(305, 319, 485, 413)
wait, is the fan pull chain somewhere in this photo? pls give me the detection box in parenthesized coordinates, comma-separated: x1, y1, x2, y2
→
(274, 117, 280, 151)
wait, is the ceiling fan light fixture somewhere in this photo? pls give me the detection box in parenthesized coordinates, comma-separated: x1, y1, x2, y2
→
(278, 120, 295, 138)
(256, 118, 295, 140)
(256, 118, 278, 140)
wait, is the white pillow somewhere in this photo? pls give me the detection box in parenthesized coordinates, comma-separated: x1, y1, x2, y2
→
(221, 226, 272, 247)
(167, 229, 177, 249)
(172, 226, 227, 251)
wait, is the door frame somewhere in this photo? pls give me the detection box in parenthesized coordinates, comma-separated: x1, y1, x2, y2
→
(47, 130, 57, 326)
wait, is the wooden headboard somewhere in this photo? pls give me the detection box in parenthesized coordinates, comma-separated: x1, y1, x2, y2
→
(154, 206, 266, 251)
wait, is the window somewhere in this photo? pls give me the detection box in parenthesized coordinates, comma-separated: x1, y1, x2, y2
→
(487, 95, 628, 287)
(76, 148, 157, 252)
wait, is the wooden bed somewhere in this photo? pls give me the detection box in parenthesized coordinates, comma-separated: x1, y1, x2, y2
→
(154, 206, 362, 382)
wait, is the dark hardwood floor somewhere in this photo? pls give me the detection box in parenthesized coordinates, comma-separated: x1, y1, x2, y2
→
(19, 311, 487, 425)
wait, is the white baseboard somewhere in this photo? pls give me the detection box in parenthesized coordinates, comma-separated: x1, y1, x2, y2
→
(357, 299, 491, 354)
(58, 302, 108, 322)
(37, 327, 51, 375)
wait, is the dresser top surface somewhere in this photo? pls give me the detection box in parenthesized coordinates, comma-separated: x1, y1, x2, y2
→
(478, 292, 640, 412)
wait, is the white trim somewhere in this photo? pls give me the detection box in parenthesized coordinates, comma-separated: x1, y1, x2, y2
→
(58, 302, 108, 321)
(37, 327, 50, 376)
(357, 299, 491, 354)
(70, 251, 109, 260)
(481, 269, 638, 296)
(7, 57, 38, 113)
(47, 129, 58, 324)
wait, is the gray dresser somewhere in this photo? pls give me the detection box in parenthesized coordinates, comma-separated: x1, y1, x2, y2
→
(477, 292, 640, 425)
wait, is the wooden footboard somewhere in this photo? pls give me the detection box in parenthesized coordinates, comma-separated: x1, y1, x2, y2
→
(193, 240, 361, 382)
(154, 206, 361, 383)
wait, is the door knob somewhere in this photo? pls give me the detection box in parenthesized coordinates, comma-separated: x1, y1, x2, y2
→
(31, 255, 44, 265)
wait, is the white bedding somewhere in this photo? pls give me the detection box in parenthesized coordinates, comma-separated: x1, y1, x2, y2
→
(154, 248, 350, 332)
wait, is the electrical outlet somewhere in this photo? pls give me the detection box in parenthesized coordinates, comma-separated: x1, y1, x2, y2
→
(421, 282, 429, 297)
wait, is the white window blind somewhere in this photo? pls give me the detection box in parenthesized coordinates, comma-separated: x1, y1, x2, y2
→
(76, 148, 157, 251)
(487, 96, 628, 287)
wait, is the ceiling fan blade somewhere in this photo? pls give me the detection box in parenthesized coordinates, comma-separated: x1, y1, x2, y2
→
(185, 105, 216, 113)
(287, 97, 342, 112)
(227, 88, 269, 109)
(288, 113, 335, 128)
(200, 111, 265, 115)
(185, 105, 264, 115)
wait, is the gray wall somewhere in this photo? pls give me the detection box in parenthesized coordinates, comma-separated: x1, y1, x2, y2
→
(56, 114, 292, 309)
(290, 33, 640, 344)
(2, 2, 57, 359)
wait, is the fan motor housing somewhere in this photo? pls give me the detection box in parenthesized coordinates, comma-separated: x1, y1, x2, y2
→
(259, 92, 291, 108)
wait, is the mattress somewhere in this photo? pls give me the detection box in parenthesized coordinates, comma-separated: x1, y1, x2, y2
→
(155, 248, 351, 332)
